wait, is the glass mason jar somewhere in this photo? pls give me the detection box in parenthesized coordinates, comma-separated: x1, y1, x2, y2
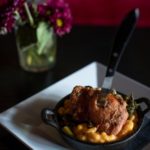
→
(15, 22, 57, 72)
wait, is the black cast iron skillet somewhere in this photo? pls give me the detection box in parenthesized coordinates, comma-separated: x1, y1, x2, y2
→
(41, 95, 150, 150)
(41, 8, 150, 150)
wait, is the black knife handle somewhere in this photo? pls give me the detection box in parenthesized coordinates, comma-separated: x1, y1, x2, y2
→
(105, 8, 140, 77)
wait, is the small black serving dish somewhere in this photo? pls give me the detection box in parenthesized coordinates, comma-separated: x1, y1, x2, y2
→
(41, 93, 150, 150)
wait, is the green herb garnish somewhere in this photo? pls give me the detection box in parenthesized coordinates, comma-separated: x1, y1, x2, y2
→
(126, 93, 139, 116)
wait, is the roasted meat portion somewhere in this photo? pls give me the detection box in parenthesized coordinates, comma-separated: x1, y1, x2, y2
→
(66, 86, 129, 135)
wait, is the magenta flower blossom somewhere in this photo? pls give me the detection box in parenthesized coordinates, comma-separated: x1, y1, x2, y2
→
(13, 0, 25, 15)
(3, 11, 15, 33)
(0, 0, 72, 36)
(38, 0, 72, 36)
(51, 12, 72, 36)
(15, 0, 34, 22)
(0, 0, 26, 34)
(0, 1, 15, 34)
(37, 3, 53, 20)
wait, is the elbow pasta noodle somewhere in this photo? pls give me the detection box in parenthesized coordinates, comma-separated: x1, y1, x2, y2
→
(59, 99, 138, 143)
(73, 124, 117, 143)
(63, 126, 74, 137)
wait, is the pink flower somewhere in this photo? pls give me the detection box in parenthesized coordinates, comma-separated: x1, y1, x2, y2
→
(0, 0, 33, 34)
(0, 0, 72, 36)
(37, 3, 53, 20)
(51, 12, 72, 36)
(38, 0, 72, 36)
(0, 1, 15, 34)
(13, 0, 25, 13)
(3, 11, 15, 33)
(13, 0, 27, 21)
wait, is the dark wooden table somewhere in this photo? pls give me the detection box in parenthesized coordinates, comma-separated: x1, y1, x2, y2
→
(0, 25, 150, 149)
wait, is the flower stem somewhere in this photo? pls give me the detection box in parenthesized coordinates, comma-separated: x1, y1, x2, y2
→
(24, 2, 34, 27)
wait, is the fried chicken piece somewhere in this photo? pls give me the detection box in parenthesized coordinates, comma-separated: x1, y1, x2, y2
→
(66, 86, 94, 121)
(88, 92, 129, 135)
(67, 86, 129, 135)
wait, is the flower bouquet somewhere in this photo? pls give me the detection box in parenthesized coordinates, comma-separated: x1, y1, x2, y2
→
(0, 0, 72, 72)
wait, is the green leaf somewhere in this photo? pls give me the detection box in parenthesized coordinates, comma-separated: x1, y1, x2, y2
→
(36, 22, 54, 55)
(126, 93, 139, 116)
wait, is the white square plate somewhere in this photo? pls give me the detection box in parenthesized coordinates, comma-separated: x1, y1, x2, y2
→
(0, 62, 150, 150)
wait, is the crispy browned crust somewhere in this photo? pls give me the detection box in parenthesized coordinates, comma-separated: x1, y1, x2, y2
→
(67, 86, 129, 135)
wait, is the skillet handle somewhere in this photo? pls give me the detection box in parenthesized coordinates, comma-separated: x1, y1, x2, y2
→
(136, 97, 150, 115)
(41, 108, 58, 129)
